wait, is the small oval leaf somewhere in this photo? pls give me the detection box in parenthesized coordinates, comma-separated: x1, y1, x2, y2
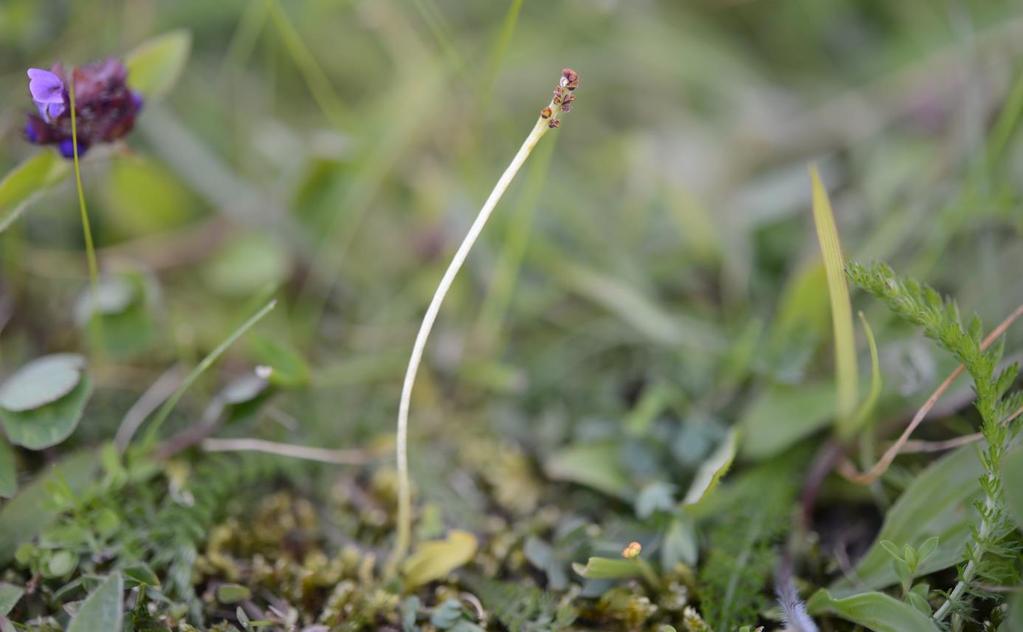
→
(125, 30, 192, 100)
(544, 442, 633, 500)
(572, 557, 644, 581)
(67, 572, 123, 632)
(216, 583, 251, 604)
(0, 374, 92, 450)
(402, 530, 477, 589)
(0, 354, 85, 412)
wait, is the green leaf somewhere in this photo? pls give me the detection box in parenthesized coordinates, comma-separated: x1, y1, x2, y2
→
(402, 530, 478, 590)
(661, 516, 698, 568)
(1003, 593, 1023, 632)
(0, 583, 23, 617)
(544, 442, 633, 500)
(216, 583, 251, 604)
(140, 298, 276, 445)
(249, 336, 310, 387)
(125, 30, 192, 100)
(102, 154, 197, 237)
(122, 562, 160, 588)
(0, 373, 92, 450)
(0, 439, 14, 499)
(807, 590, 939, 632)
(829, 445, 981, 596)
(0, 152, 70, 233)
(45, 549, 77, 578)
(1001, 443, 1023, 531)
(739, 382, 835, 459)
(809, 165, 858, 435)
(0, 354, 85, 412)
(67, 573, 123, 632)
(203, 232, 290, 297)
(0, 450, 99, 562)
(572, 557, 645, 580)
(847, 312, 883, 431)
(683, 429, 738, 506)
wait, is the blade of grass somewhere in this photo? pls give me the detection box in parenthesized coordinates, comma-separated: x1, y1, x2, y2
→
(849, 311, 882, 431)
(267, 0, 352, 130)
(809, 165, 858, 437)
(68, 73, 104, 354)
(135, 299, 277, 449)
(408, 0, 463, 71)
(484, 0, 525, 100)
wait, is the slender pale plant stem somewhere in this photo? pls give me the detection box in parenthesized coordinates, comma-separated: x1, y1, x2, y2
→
(388, 115, 551, 576)
(68, 73, 104, 352)
(386, 70, 578, 577)
(202, 437, 371, 464)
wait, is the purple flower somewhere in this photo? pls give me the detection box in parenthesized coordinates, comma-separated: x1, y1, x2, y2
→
(27, 68, 66, 121)
(23, 59, 142, 159)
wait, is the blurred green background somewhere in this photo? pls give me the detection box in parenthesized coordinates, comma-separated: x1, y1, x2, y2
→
(2, 0, 1023, 531)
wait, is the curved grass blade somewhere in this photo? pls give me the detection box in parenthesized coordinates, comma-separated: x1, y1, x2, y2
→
(809, 165, 858, 437)
(136, 299, 276, 448)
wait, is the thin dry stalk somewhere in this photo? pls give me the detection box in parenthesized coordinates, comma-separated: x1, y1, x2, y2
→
(838, 303, 1023, 484)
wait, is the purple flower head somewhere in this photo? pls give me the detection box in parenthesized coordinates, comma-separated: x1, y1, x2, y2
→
(23, 59, 142, 159)
(27, 68, 66, 121)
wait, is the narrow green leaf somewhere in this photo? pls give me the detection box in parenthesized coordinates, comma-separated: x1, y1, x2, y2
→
(544, 442, 633, 500)
(809, 165, 858, 435)
(122, 562, 160, 588)
(846, 312, 883, 432)
(683, 429, 738, 506)
(0, 439, 14, 499)
(125, 30, 192, 100)
(67, 572, 123, 632)
(1003, 593, 1023, 632)
(402, 530, 478, 589)
(0, 152, 70, 233)
(216, 583, 251, 604)
(830, 445, 982, 596)
(1000, 443, 1023, 531)
(808, 590, 939, 632)
(572, 557, 644, 580)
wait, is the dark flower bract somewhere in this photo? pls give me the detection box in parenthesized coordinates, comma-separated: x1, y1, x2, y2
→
(24, 59, 143, 158)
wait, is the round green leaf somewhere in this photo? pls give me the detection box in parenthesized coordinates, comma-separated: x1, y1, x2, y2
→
(0, 354, 85, 413)
(45, 549, 77, 578)
(0, 375, 92, 450)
